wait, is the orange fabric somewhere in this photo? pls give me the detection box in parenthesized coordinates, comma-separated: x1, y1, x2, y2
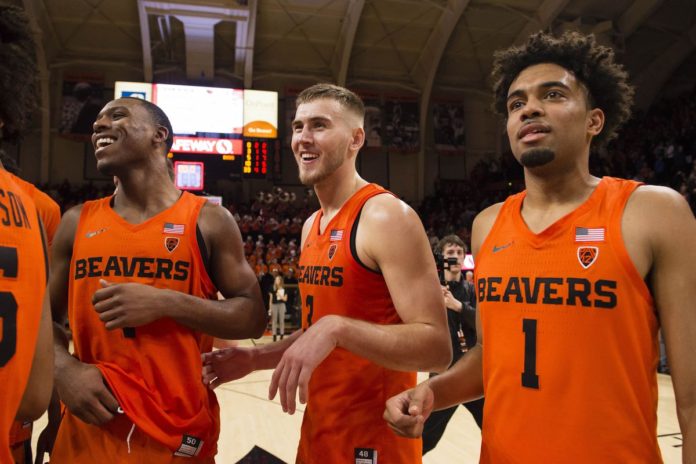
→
(296, 184, 420, 464)
(8, 420, 31, 447)
(0, 171, 46, 464)
(53, 192, 220, 460)
(8, 175, 61, 450)
(8, 174, 61, 248)
(50, 411, 215, 464)
(476, 177, 661, 463)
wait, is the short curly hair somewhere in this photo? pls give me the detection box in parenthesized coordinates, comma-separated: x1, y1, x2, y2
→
(491, 31, 634, 147)
(0, 3, 38, 143)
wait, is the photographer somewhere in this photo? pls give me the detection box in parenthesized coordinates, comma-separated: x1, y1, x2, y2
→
(423, 235, 484, 454)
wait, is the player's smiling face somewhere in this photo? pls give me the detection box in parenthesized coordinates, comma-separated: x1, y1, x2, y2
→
(291, 98, 361, 186)
(91, 99, 161, 175)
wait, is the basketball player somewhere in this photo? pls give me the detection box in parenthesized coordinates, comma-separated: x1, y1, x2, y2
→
(384, 31, 696, 462)
(202, 83, 451, 463)
(48, 97, 266, 462)
(0, 153, 61, 464)
(0, 3, 54, 463)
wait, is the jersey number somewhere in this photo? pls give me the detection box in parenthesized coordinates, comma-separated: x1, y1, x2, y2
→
(521, 318, 539, 389)
(0, 246, 19, 367)
(305, 295, 314, 327)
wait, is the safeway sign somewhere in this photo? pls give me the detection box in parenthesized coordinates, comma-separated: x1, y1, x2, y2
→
(171, 136, 243, 155)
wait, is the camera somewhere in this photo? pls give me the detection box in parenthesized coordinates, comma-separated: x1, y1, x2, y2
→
(434, 253, 460, 285)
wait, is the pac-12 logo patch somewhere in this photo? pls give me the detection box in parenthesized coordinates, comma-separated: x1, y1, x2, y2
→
(577, 246, 599, 269)
(328, 243, 338, 261)
(165, 236, 180, 253)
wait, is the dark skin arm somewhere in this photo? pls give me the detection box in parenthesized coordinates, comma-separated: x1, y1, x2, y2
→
(50, 205, 121, 426)
(91, 202, 267, 339)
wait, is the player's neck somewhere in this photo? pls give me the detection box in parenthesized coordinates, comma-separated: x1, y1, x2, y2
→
(523, 165, 599, 209)
(112, 171, 181, 221)
(314, 171, 367, 219)
(520, 168, 601, 234)
(445, 270, 461, 282)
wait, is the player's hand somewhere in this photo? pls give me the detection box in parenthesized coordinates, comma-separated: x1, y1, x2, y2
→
(383, 383, 435, 438)
(268, 315, 339, 414)
(442, 285, 462, 312)
(92, 279, 166, 329)
(201, 347, 256, 389)
(55, 360, 120, 426)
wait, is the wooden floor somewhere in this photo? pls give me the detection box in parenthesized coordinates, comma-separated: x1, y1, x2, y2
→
(31, 336, 683, 463)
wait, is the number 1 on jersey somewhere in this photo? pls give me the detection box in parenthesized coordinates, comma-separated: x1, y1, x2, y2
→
(522, 318, 539, 389)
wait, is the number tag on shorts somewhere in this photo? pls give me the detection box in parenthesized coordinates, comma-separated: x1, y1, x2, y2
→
(354, 448, 377, 464)
(174, 434, 204, 457)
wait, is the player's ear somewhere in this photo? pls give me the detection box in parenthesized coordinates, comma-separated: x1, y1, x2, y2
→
(350, 127, 365, 152)
(587, 108, 604, 137)
(154, 125, 169, 147)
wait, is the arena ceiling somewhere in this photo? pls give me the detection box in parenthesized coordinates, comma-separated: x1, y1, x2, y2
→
(15, 0, 696, 110)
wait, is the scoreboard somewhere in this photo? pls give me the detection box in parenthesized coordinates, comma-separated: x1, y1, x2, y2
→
(243, 140, 269, 178)
(174, 161, 204, 191)
(115, 82, 279, 188)
(168, 138, 276, 185)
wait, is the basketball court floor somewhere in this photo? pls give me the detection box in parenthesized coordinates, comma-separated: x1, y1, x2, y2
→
(32, 337, 683, 463)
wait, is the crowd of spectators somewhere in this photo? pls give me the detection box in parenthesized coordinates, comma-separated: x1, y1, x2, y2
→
(231, 188, 317, 325)
(596, 89, 696, 211)
(232, 188, 316, 278)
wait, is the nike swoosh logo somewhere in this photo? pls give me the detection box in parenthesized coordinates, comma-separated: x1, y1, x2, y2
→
(492, 241, 513, 253)
(85, 227, 108, 238)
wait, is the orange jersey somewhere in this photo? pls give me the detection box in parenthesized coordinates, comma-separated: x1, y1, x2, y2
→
(8, 174, 61, 247)
(7, 175, 60, 456)
(476, 177, 661, 463)
(297, 184, 420, 464)
(58, 192, 219, 459)
(0, 170, 47, 464)
(52, 413, 215, 464)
